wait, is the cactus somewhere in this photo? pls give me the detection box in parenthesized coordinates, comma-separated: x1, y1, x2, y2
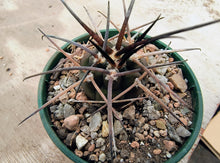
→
(20, 0, 220, 161)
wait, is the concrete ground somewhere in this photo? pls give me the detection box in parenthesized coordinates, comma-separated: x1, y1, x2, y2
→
(0, 0, 220, 162)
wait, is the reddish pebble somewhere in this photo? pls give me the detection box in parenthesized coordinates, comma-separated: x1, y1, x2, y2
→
(179, 117, 188, 126)
(75, 149, 83, 157)
(153, 149, 162, 155)
(88, 143, 95, 152)
(163, 140, 177, 152)
(130, 141, 140, 149)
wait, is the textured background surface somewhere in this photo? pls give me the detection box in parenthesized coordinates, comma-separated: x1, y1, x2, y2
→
(0, 0, 220, 162)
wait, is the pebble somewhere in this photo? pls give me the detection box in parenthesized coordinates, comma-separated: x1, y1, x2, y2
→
(50, 105, 57, 113)
(114, 120, 123, 136)
(137, 117, 146, 127)
(119, 130, 128, 141)
(143, 123, 150, 130)
(57, 128, 68, 139)
(130, 141, 140, 149)
(81, 125, 90, 135)
(96, 138, 105, 148)
(181, 107, 191, 115)
(163, 140, 177, 152)
(149, 120, 156, 126)
(65, 133, 74, 146)
(155, 119, 166, 130)
(179, 117, 188, 126)
(89, 112, 102, 132)
(63, 115, 79, 131)
(147, 106, 161, 120)
(54, 104, 64, 120)
(99, 153, 106, 162)
(76, 134, 88, 150)
(120, 148, 129, 158)
(167, 113, 179, 124)
(166, 122, 182, 144)
(102, 121, 109, 137)
(59, 93, 69, 104)
(143, 131, 148, 136)
(123, 105, 136, 120)
(91, 132, 98, 139)
(135, 133, 145, 141)
(159, 129, 168, 137)
(176, 126, 191, 137)
(88, 143, 95, 152)
(169, 72, 187, 93)
(153, 131, 160, 138)
(89, 154, 98, 162)
(166, 151, 172, 158)
(63, 103, 75, 118)
(149, 74, 168, 84)
(153, 149, 162, 155)
(74, 149, 83, 157)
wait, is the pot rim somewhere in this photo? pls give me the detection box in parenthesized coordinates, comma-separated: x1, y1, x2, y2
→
(38, 29, 203, 163)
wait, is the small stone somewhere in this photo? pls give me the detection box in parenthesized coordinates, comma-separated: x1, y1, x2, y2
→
(163, 140, 177, 152)
(50, 105, 57, 113)
(96, 138, 105, 148)
(99, 153, 106, 162)
(53, 121, 61, 129)
(162, 95, 170, 104)
(143, 124, 150, 130)
(65, 133, 74, 146)
(63, 103, 75, 118)
(166, 151, 172, 158)
(120, 148, 129, 158)
(123, 105, 136, 120)
(180, 107, 191, 115)
(166, 122, 182, 144)
(91, 132, 98, 139)
(114, 120, 123, 136)
(76, 92, 88, 101)
(130, 141, 140, 149)
(176, 126, 191, 137)
(59, 93, 69, 104)
(83, 151, 90, 157)
(89, 112, 102, 132)
(76, 134, 88, 150)
(54, 104, 64, 120)
(74, 149, 83, 157)
(149, 74, 168, 84)
(119, 130, 128, 141)
(155, 119, 166, 130)
(149, 120, 156, 126)
(153, 131, 160, 138)
(57, 128, 68, 139)
(147, 106, 161, 120)
(63, 115, 79, 131)
(88, 143, 95, 152)
(143, 131, 148, 136)
(135, 133, 145, 141)
(179, 117, 188, 126)
(169, 72, 187, 93)
(81, 125, 90, 135)
(153, 149, 161, 155)
(102, 121, 109, 137)
(137, 117, 146, 127)
(159, 129, 167, 137)
(89, 154, 98, 162)
(167, 113, 179, 124)
(53, 85, 61, 91)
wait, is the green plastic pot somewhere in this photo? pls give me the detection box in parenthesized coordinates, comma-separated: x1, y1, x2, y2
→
(38, 29, 203, 163)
